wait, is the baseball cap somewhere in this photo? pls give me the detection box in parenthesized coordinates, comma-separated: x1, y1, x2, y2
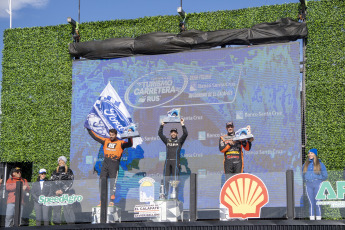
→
(170, 128, 178, 133)
(13, 167, 22, 173)
(226, 122, 234, 127)
(39, 169, 47, 174)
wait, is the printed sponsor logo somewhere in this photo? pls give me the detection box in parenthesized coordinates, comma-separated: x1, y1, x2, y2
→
(134, 204, 160, 218)
(244, 111, 283, 118)
(236, 111, 244, 120)
(38, 194, 83, 206)
(220, 173, 269, 219)
(316, 181, 345, 208)
(125, 69, 188, 109)
(139, 177, 155, 203)
(198, 131, 206, 140)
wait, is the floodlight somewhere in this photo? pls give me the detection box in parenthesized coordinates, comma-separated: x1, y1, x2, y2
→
(177, 7, 186, 18)
(67, 17, 80, 43)
(67, 17, 77, 27)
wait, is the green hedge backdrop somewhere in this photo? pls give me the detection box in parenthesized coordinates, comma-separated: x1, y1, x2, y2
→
(1, 1, 344, 180)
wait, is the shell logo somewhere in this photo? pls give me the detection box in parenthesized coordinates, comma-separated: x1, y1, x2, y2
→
(220, 173, 269, 219)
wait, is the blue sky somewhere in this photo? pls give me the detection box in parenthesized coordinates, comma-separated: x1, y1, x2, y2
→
(0, 0, 300, 82)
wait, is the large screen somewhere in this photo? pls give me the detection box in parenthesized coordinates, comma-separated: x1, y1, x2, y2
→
(71, 42, 302, 209)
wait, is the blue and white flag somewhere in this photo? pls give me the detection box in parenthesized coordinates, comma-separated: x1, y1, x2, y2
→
(84, 82, 142, 147)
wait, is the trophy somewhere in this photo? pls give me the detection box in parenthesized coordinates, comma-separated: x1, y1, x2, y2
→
(162, 108, 181, 123)
(169, 180, 180, 199)
(159, 179, 166, 200)
(119, 123, 140, 139)
(233, 125, 254, 141)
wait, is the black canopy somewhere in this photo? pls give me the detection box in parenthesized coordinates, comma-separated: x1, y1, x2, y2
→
(69, 18, 307, 60)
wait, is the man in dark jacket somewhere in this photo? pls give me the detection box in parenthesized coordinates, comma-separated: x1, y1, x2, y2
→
(31, 169, 51, 226)
(158, 118, 188, 198)
(50, 156, 75, 225)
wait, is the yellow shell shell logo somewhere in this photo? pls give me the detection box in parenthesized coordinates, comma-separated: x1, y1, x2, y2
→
(220, 173, 269, 219)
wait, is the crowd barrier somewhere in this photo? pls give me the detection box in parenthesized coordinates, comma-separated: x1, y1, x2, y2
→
(1, 170, 344, 227)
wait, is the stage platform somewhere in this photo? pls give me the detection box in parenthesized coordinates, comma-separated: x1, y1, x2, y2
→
(4, 220, 345, 230)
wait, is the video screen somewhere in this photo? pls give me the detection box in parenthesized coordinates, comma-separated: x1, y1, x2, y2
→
(71, 42, 302, 209)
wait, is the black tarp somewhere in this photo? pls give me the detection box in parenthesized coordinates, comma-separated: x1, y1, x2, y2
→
(69, 18, 307, 60)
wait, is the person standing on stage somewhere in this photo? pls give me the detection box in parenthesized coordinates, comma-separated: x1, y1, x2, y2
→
(5, 167, 30, 227)
(303, 148, 327, 220)
(50, 156, 75, 225)
(87, 128, 133, 205)
(219, 122, 254, 180)
(31, 169, 51, 226)
(158, 118, 188, 198)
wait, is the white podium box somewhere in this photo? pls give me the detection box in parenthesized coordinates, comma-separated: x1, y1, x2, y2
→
(152, 200, 183, 222)
(91, 206, 121, 223)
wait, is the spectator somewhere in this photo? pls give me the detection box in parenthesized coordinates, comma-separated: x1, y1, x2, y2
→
(5, 167, 30, 227)
(31, 169, 51, 226)
(50, 156, 75, 225)
(303, 148, 328, 220)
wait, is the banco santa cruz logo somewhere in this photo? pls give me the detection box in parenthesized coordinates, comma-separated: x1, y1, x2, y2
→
(220, 173, 269, 219)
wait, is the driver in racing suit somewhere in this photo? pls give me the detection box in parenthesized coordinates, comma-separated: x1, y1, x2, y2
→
(219, 122, 254, 180)
(158, 118, 188, 198)
(87, 128, 133, 205)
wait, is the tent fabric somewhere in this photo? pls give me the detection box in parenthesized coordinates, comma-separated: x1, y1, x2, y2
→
(69, 18, 307, 60)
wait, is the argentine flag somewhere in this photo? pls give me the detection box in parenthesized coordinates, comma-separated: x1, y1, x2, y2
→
(84, 82, 142, 147)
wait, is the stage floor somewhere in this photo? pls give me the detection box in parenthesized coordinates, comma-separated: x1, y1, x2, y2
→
(5, 220, 345, 230)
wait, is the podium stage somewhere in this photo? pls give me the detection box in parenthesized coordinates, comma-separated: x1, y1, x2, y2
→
(4, 219, 345, 230)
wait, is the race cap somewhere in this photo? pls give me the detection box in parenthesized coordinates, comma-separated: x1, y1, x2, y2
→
(39, 169, 47, 174)
(170, 128, 178, 133)
(58, 156, 67, 163)
(226, 122, 234, 127)
(14, 167, 22, 173)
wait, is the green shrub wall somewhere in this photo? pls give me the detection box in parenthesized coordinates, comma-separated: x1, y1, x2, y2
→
(1, 1, 344, 179)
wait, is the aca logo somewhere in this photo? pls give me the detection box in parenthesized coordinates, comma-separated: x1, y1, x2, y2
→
(139, 177, 155, 203)
(220, 173, 269, 219)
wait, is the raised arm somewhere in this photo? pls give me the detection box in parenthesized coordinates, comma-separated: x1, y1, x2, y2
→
(179, 125, 188, 145)
(122, 137, 133, 149)
(158, 122, 167, 145)
(87, 128, 106, 145)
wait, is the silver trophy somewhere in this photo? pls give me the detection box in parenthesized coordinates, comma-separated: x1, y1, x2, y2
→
(120, 123, 140, 139)
(169, 180, 180, 199)
(162, 108, 181, 123)
(232, 125, 254, 141)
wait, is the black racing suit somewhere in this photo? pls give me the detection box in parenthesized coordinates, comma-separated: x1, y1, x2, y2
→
(219, 132, 252, 181)
(158, 125, 188, 196)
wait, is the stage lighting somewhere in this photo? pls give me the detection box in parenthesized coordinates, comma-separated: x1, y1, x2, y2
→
(177, 6, 187, 32)
(177, 7, 186, 19)
(67, 17, 80, 43)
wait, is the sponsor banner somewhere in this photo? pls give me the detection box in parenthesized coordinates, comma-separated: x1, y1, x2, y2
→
(38, 194, 83, 206)
(134, 204, 160, 218)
